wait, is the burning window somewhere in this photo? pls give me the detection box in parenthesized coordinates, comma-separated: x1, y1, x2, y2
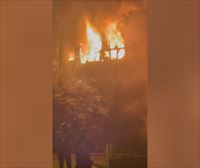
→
(67, 19, 125, 64)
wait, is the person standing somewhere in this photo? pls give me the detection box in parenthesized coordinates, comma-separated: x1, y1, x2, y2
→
(56, 122, 72, 168)
(76, 129, 93, 168)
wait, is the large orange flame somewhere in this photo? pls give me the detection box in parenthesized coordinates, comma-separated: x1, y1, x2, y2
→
(105, 21, 125, 60)
(80, 20, 102, 64)
(68, 19, 125, 63)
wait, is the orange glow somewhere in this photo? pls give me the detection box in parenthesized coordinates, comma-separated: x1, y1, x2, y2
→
(80, 20, 102, 64)
(67, 19, 125, 64)
(68, 51, 75, 61)
(105, 21, 125, 59)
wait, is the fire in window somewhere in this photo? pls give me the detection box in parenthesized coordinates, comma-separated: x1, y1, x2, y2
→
(67, 19, 125, 64)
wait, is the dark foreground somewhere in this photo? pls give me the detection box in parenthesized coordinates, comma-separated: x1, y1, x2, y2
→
(53, 153, 147, 168)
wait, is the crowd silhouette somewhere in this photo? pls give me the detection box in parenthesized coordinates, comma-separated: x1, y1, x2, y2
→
(56, 123, 93, 168)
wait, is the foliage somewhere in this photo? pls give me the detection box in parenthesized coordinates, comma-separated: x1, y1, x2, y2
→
(53, 61, 110, 131)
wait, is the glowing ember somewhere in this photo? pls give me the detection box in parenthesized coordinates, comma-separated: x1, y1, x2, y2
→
(68, 51, 75, 61)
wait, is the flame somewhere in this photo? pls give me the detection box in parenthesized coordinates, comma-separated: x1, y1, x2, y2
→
(80, 20, 102, 64)
(105, 21, 125, 59)
(67, 19, 125, 64)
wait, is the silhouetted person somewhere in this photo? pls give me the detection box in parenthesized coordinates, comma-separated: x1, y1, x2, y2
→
(76, 129, 93, 168)
(56, 122, 72, 168)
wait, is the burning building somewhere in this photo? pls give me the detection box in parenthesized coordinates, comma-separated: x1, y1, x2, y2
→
(53, 0, 147, 166)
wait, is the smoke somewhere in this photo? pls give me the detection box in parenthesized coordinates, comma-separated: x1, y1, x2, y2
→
(54, 0, 146, 50)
